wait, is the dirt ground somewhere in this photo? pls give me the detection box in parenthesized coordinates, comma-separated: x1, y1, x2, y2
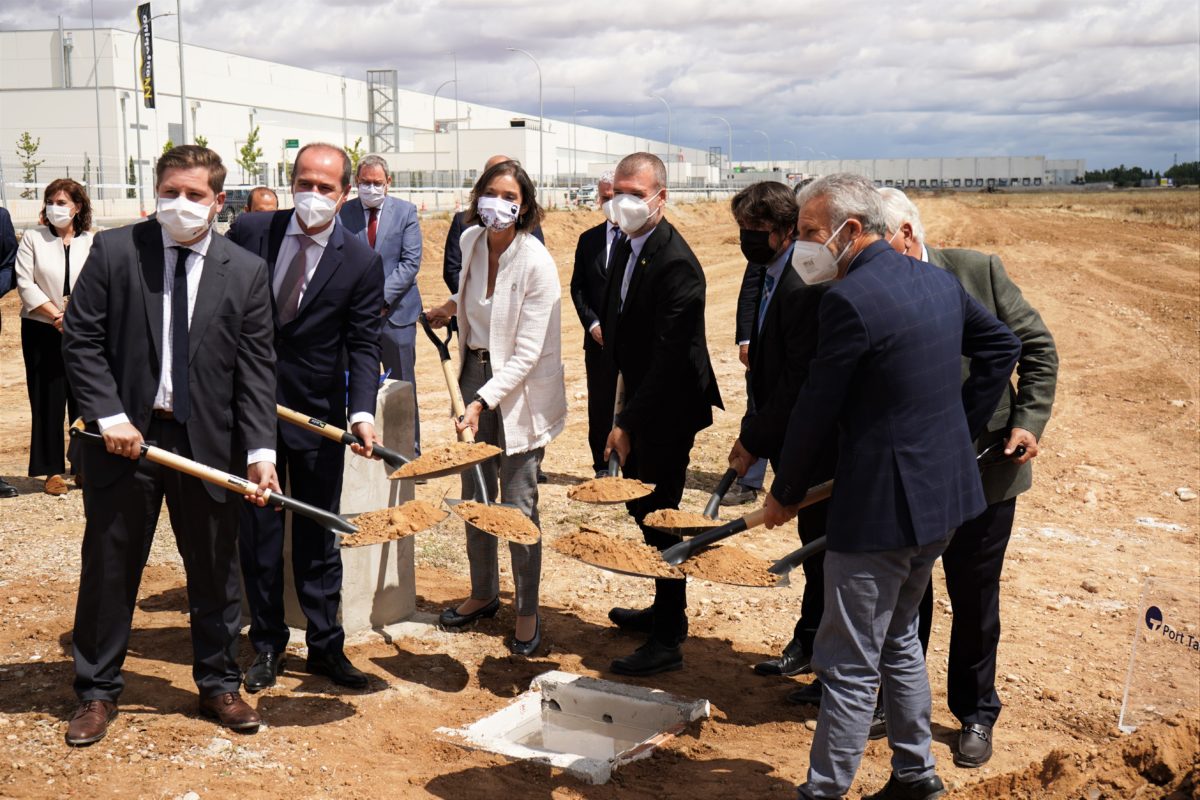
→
(0, 189, 1197, 799)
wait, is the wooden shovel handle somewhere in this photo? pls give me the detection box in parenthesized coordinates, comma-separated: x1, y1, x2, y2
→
(442, 359, 476, 444)
(277, 405, 344, 444)
(144, 444, 266, 498)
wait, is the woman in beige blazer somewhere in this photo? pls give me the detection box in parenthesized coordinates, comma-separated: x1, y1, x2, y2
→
(425, 159, 567, 656)
(15, 178, 94, 488)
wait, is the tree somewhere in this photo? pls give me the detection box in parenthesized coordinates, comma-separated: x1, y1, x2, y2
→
(238, 126, 264, 184)
(161, 138, 175, 155)
(347, 136, 365, 172)
(127, 156, 136, 199)
(194, 134, 209, 148)
(15, 131, 44, 199)
(1084, 163, 1155, 187)
(1165, 161, 1200, 186)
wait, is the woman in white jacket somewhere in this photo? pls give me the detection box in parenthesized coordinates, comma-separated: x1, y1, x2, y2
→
(425, 159, 567, 656)
(15, 178, 94, 488)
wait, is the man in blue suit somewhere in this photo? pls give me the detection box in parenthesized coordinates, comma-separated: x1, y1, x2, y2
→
(228, 142, 384, 693)
(339, 155, 423, 452)
(764, 173, 1020, 800)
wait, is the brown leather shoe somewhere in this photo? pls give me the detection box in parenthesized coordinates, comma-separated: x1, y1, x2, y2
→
(65, 699, 118, 746)
(198, 691, 261, 732)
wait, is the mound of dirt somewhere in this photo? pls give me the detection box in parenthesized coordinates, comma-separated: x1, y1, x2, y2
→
(388, 442, 501, 479)
(952, 716, 1199, 799)
(344, 500, 448, 547)
(645, 508, 719, 532)
(448, 501, 540, 545)
(551, 525, 683, 579)
(679, 544, 779, 587)
(566, 475, 653, 503)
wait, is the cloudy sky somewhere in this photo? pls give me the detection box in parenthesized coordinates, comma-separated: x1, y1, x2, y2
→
(11, 0, 1199, 171)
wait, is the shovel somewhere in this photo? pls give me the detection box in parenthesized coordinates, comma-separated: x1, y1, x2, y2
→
(276, 404, 410, 470)
(69, 423, 357, 534)
(645, 467, 739, 536)
(661, 480, 834, 566)
(566, 373, 654, 505)
(418, 313, 527, 541)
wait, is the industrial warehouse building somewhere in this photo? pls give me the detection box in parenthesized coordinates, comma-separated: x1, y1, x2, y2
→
(1, 25, 1085, 223)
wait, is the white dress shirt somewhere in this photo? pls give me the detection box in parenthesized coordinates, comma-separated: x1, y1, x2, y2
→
(98, 228, 275, 465)
(618, 224, 657, 308)
(462, 239, 493, 352)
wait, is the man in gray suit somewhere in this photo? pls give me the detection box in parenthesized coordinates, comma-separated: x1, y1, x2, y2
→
(880, 187, 1058, 769)
(339, 154, 423, 451)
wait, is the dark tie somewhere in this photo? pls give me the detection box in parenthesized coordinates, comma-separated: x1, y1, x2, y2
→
(276, 235, 312, 324)
(367, 207, 379, 249)
(757, 271, 776, 334)
(171, 247, 192, 423)
(604, 227, 625, 275)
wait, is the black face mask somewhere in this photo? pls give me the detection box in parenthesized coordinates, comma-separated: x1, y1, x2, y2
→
(739, 229, 777, 265)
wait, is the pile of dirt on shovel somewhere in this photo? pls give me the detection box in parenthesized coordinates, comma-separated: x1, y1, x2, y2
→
(388, 442, 501, 480)
(344, 500, 448, 547)
(644, 508, 719, 532)
(448, 501, 540, 545)
(551, 525, 682, 578)
(679, 544, 779, 587)
(566, 475, 652, 503)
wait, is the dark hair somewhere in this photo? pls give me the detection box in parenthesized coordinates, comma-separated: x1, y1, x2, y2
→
(292, 142, 352, 190)
(245, 186, 278, 211)
(615, 152, 667, 190)
(731, 181, 798, 238)
(40, 178, 92, 235)
(156, 145, 227, 194)
(466, 159, 544, 232)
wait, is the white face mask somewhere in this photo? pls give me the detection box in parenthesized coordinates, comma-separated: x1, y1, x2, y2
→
(294, 191, 339, 229)
(45, 204, 75, 230)
(610, 191, 660, 234)
(790, 219, 852, 285)
(157, 195, 215, 243)
(357, 184, 386, 209)
(601, 198, 618, 225)
(476, 195, 520, 232)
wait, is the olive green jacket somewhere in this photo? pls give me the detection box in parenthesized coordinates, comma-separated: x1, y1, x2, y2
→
(928, 246, 1059, 503)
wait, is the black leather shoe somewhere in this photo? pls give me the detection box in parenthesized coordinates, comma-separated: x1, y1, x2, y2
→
(753, 637, 811, 677)
(787, 680, 823, 706)
(862, 774, 945, 800)
(869, 704, 887, 740)
(438, 597, 500, 629)
(954, 723, 993, 767)
(608, 606, 654, 634)
(0, 479, 17, 499)
(536, 469, 548, 484)
(243, 651, 286, 693)
(306, 651, 368, 689)
(507, 615, 541, 657)
(610, 640, 683, 676)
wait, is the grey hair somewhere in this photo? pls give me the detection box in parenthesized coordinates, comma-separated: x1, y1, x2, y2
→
(356, 154, 391, 180)
(616, 152, 667, 190)
(597, 170, 615, 187)
(795, 172, 887, 236)
(878, 187, 926, 243)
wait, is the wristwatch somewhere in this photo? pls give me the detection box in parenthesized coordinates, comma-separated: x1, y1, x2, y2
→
(472, 394, 489, 411)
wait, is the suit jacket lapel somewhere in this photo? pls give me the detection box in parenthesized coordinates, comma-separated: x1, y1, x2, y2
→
(623, 222, 669, 315)
(135, 221, 165, 364)
(295, 223, 343, 319)
(188, 236, 229, 362)
(266, 210, 292, 276)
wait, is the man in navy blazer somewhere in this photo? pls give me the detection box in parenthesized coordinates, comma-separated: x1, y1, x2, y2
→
(339, 155, 423, 452)
(228, 142, 384, 693)
(764, 174, 1019, 800)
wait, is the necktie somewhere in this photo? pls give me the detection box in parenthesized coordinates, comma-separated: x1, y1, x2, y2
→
(171, 247, 192, 423)
(276, 235, 312, 324)
(615, 236, 635, 311)
(604, 227, 624, 275)
(367, 207, 379, 249)
(757, 271, 776, 334)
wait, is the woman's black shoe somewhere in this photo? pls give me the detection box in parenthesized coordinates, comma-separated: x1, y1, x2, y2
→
(507, 615, 541, 657)
(438, 597, 500, 629)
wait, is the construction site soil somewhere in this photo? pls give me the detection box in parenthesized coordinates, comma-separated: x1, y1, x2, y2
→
(0, 189, 1196, 798)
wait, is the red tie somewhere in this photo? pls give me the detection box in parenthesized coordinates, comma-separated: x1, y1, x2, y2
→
(367, 207, 379, 249)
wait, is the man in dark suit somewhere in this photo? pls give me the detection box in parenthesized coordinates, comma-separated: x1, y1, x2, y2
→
(442, 154, 544, 293)
(881, 187, 1058, 769)
(723, 183, 837, 692)
(228, 142, 384, 693)
(339, 154, 423, 453)
(602, 152, 723, 676)
(764, 173, 1020, 800)
(0, 206, 17, 498)
(723, 258, 767, 506)
(569, 172, 620, 477)
(62, 145, 278, 745)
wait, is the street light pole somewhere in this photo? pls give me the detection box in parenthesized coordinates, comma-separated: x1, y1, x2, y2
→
(177, 0, 188, 144)
(507, 48, 543, 196)
(88, 0, 104, 200)
(710, 115, 732, 181)
(755, 130, 771, 171)
(452, 53, 461, 201)
(432, 78, 456, 209)
(650, 94, 671, 187)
